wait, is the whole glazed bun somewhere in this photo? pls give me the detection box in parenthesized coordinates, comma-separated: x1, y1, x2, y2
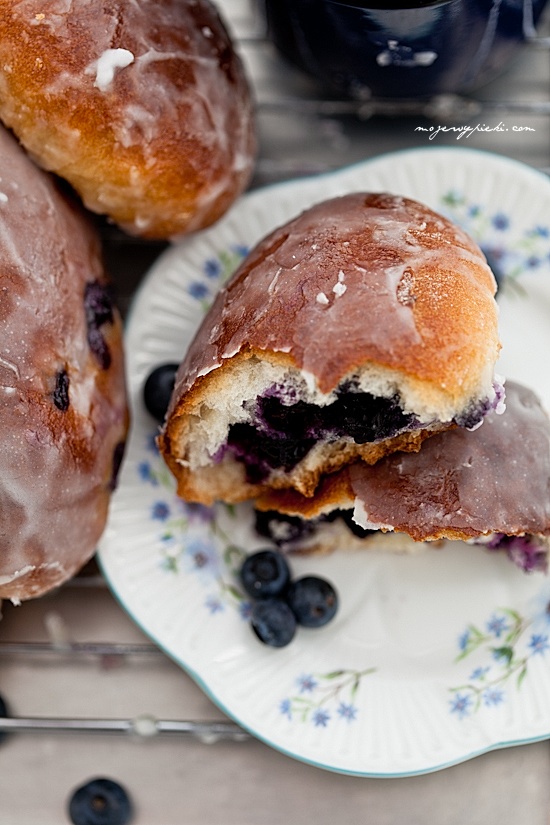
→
(159, 192, 502, 505)
(0, 0, 256, 239)
(0, 126, 128, 603)
(256, 382, 550, 572)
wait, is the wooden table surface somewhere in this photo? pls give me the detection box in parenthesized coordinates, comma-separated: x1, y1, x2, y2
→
(1, 2, 549, 822)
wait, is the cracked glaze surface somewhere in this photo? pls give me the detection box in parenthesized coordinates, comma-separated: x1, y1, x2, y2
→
(0, 126, 128, 601)
(174, 192, 500, 413)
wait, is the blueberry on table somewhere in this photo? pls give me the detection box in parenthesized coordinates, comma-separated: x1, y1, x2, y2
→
(143, 363, 179, 423)
(240, 549, 291, 599)
(68, 777, 133, 825)
(0, 693, 9, 744)
(250, 598, 297, 647)
(287, 576, 339, 628)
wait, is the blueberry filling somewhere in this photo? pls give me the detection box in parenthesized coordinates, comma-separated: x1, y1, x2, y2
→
(227, 388, 416, 482)
(255, 508, 375, 551)
(256, 509, 547, 573)
(454, 380, 505, 430)
(227, 423, 315, 483)
(333, 508, 375, 539)
(454, 397, 493, 430)
(84, 281, 114, 370)
(484, 533, 548, 573)
(255, 510, 317, 549)
(53, 368, 70, 411)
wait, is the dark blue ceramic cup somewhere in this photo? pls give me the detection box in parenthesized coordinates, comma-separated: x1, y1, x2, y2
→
(262, 0, 549, 99)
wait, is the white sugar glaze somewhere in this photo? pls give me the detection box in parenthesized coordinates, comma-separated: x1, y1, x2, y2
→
(0, 125, 128, 602)
(87, 47, 135, 91)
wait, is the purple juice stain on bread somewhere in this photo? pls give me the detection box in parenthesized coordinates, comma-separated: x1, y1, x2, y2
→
(84, 281, 114, 369)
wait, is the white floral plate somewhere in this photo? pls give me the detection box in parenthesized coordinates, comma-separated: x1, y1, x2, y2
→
(98, 147, 550, 777)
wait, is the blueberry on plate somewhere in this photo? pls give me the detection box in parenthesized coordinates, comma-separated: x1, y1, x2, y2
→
(240, 549, 291, 600)
(480, 247, 505, 294)
(250, 598, 297, 647)
(287, 575, 339, 628)
(143, 363, 179, 422)
(68, 777, 133, 825)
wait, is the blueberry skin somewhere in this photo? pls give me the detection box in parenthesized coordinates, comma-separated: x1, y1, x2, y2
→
(250, 598, 297, 647)
(143, 363, 179, 423)
(287, 576, 339, 628)
(240, 549, 291, 600)
(53, 368, 70, 412)
(68, 777, 133, 825)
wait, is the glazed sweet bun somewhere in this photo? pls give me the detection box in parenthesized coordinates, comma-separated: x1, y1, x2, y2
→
(0, 0, 256, 239)
(159, 192, 503, 505)
(0, 126, 128, 603)
(255, 381, 550, 573)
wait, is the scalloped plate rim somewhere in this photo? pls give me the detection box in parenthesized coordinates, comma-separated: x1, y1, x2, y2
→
(99, 146, 550, 777)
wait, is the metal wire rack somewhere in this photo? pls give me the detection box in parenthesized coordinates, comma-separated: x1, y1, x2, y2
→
(1, 0, 550, 745)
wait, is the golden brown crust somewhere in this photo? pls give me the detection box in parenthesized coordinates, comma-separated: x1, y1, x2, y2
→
(0, 0, 256, 239)
(163, 422, 446, 506)
(168, 192, 499, 403)
(256, 471, 356, 519)
(0, 126, 129, 602)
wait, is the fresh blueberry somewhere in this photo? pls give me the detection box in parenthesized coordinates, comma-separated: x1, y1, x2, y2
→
(287, 576, 339, 628)
(240, 549, 291, 599)
(143, 363, 179, 423)
(68, 777, 133, 825)
(250, 598, 297, 647)
(481, 247, 505, 294)
(0, 693, 9, 745)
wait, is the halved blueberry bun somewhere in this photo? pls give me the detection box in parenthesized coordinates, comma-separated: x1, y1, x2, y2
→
(256, 382, 550, 573)
(159, 192, 502, 505)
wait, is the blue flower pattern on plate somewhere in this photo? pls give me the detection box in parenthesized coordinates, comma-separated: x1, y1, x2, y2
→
(187, 245, 249, 311)
(278, 668, 376, 728)
(449, 599, 550, 717)
(440, 190, 550, 294)
(138, 431, 250, 617)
